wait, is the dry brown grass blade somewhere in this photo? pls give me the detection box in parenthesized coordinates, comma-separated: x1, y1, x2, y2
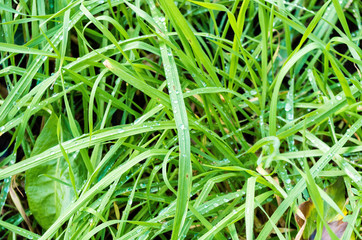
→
(294, 201, 312, 240)
(9, 177, 33, 232)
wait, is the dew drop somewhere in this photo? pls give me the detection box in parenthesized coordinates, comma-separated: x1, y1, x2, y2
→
(250, 90, 257, 96)
(284, 101, 292, 112)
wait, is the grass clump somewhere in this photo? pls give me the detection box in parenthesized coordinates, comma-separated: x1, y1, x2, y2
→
(0, 0, 362, 239)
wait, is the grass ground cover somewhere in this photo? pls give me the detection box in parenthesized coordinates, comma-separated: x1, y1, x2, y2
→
(0, 0, 362, 239)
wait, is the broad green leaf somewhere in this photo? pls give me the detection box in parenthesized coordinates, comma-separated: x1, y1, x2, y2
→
(25, 114, 86, 229)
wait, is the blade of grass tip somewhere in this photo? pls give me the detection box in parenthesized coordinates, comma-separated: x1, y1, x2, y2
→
(329, 36, 362, 72)
(39, 174, 72, 187)
(0, 43, 67, 59)
(162, 147, 178, 196)
(256, 116, 362, 240)
(324, 46, 355, 105)
(318, 188, 345, 219)
(245, 177, 256, 240)
(331, 0, 351, 39)
(94, 15, 129, 40)
(0, 3, 27, 15)
(39, 27, 61, 57)
(89, 69, 108, 138)
(99, 76, 124, 128)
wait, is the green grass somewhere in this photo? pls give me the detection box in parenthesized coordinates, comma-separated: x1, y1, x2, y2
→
(0, 0, 362, 239)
